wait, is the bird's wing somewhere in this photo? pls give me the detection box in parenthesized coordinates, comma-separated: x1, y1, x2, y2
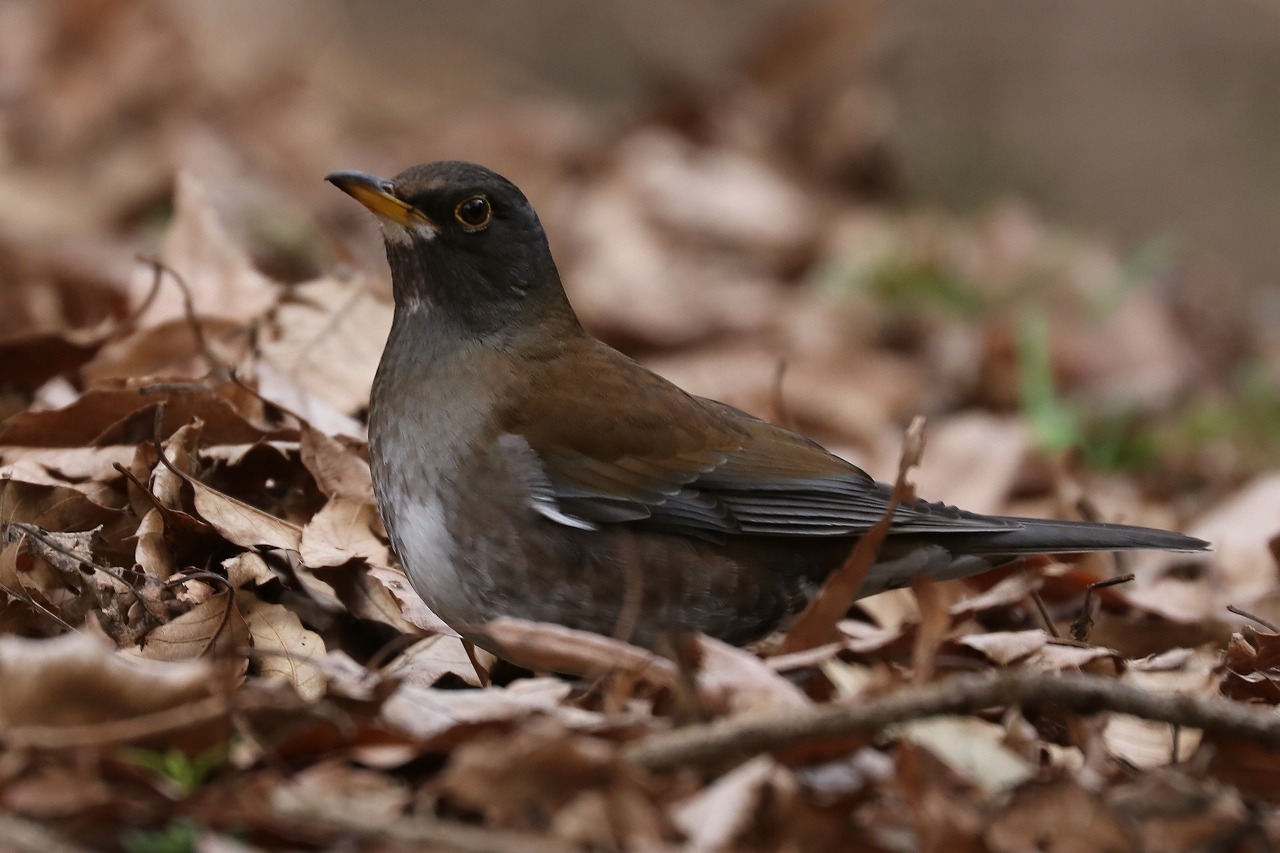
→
(499, 342, 1017, 540)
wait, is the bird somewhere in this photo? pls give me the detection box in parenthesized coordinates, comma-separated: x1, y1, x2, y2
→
(327, 161, 1208, 650)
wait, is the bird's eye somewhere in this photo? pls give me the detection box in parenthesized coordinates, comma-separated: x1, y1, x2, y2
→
(454, 196, 492, 230)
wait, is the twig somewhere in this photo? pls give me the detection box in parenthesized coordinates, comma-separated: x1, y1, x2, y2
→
(462, 639, 491, 688)
(770, 358, 795, 431)
(1227, 605, 1280, 634)
(1070, 573, 1134, 643)
(624, 668, 1280, 773)
(1027, 585, 1060, 639)
(120, 259, 166, 328)
(7, 522, 155, 617)
(0, 580, 76, 632)
(778, 416, 926, 653)
(137, 255, 230, 380)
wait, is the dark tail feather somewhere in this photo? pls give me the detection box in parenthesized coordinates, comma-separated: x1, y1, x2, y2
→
(924, 516, 1209, 556)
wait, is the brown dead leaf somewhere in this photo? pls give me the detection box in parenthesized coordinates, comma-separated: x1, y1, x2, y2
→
(139, 590, 249, 666)
(272, 759, 410, 826)
(1126, 473, 1280, 623)
(257, 274, 391, 415)
(696, 634, 810, 713)
(0, 383, 291, 448)
(475, 617, 677, 688)
(239, 594, 326, 701)
(1099, 647, 1215, 770)
(133, 508, 173, 580)
(153, 420, 203, 511)
(2, 764, 113, 818)
(953, 629, 1049, 666)
(0, 479, 134, 555)
(0, 630, 214, 728)
(318, 564, 419, 634)
(986, 778, 1136, 852)
(0, 329, 106, 391)
(671, 755, 777, 851)
(380, 677, 605, 742)
(896, 716, 1034, 793)
(128, 171, 277, 326)
(912, 413, 1028, 515)
(81, 315, 249, 383)
(438, 717, 616, 827)
(0, 445, 136, 488)
(368, 566, 457, 636)
(1108, 771, 1252, 852)
(621, 130, 815, 254)
(299, 425, 375, 503)
(222, 550, 279, 587)
(300, 497, 389, 569)
(1202, 733, 1280, 804)
(1219, 628, 1280, 703)
(191, 479, 302, 551)
(381, 634, 494, 688)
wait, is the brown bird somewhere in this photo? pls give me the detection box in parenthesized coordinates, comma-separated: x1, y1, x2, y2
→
(327, 161, 1207, 650)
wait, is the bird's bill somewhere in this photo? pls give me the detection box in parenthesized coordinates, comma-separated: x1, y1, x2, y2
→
(326, 170, 434, 229)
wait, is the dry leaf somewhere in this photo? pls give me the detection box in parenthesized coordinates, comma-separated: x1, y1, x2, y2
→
(191, 479, 302, 551)
(381, 634, 493, 688)
(139, 591, 249, 666)
(671, 756, 777, 851)
(272, 760, 410, 825)
(239, 594, 326, 701)
(257, 274, 391, 415)
(300, 497, 389, 569)
(895, 716, 1034, 793)
(128, 171, 277, 326)
(0, 630, 214, 728)
(299, 425, 375, 504)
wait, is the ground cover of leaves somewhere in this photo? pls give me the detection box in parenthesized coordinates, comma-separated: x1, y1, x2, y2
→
(2, 3, 1280, 851)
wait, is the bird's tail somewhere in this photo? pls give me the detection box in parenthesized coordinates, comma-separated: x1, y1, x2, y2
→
(918, 516, 1209, 556)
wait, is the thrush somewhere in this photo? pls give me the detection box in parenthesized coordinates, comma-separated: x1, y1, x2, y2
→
(327, 161, 1208, 649)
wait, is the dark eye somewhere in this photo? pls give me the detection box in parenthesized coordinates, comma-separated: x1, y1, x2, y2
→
(454, 196, 492, 230)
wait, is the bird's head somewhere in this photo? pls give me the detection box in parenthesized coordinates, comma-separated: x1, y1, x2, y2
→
(327, 161, 578, 344)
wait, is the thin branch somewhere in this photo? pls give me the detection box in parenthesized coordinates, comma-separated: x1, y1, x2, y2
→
(1227, 605, 1280, 634)
(137, 255, 230, 380)
(7, 522, 155, 617)
(0, 580, 75, 633)
(624, 668, 1280, 773)
(778, 416, 926, 653)
(1071, 573, 1134, 643)
(770, 358, 795, 431)
(1027, 583, 1060, 639)
(461, 639, 492, 688)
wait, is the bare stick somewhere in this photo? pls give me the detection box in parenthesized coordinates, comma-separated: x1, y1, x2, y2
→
(1070, 573, 1134, 643)
(624, 668, 1280, 773)
(137, 256, 230, 380)
(1227, 605, 1280, 634)
(778, 417, 926, 653)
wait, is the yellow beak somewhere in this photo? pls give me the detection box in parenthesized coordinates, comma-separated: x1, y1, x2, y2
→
(326, 170, 434, 229)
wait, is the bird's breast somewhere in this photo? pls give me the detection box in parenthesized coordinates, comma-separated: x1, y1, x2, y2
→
(367, 344, 507, 624)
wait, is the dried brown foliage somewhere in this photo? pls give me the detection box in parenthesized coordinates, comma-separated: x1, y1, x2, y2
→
(1, 2, 1279, 850)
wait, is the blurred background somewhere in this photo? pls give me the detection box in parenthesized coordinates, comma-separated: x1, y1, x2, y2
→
(2, 0, 1278, 526)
